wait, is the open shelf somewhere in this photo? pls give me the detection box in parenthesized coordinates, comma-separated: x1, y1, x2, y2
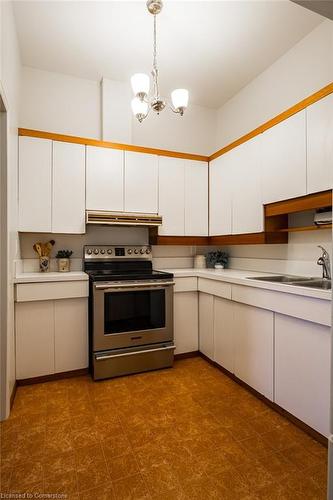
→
(276, 224, 332, 233)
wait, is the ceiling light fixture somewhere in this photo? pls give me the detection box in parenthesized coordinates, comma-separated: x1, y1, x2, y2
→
(131, 0, 189, 123)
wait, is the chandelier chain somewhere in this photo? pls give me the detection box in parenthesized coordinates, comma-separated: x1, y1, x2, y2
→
(152, 14, 159, 99)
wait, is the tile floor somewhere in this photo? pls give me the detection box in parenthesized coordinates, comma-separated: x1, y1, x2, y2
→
(0, 357, 328, 499)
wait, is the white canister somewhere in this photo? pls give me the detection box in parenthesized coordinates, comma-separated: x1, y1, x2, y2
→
(194, 255, 206, 269)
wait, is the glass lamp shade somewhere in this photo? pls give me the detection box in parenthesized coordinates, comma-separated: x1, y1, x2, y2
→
(131, 73, 150, 97)
(171, 88, 189, 111)
(131, 97, 149, 119)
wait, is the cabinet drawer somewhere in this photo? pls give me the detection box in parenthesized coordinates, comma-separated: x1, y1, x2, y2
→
(15, 281, 89, 302)
(174, 277, 197, 293)
(198, 278, 231, 300)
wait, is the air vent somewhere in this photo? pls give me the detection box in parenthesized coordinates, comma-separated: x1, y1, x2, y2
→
(86, 211, 162, 227)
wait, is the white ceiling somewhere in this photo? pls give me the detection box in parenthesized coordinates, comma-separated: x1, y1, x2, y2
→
(13, 1, 324, 108)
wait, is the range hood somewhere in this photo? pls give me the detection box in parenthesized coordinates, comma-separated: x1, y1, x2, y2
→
(86, 210, 162, 227)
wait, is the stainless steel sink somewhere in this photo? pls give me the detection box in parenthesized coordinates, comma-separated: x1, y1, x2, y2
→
(247, 275, 313, 283)
(290, 279, 331, 290)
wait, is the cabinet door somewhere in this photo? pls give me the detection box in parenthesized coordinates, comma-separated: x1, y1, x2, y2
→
(18, 136, 52, 232)
(275, 314, 330, 437)
(232, 136, 263, 234)
(54, 298, 88, 373)
(124, 151, 158, 213)
(86, 146, 124, 211)
(16, 301, 54, 379)
(174, 292, 198, 354)
(185, 161, 208, 236)
(261, 111, 306, 203)
(234, 302, 273, 399)
(52, 141, 86, 233)
(307, 94, 333, 194)
(199, 292, 214, 359)
(209, 153, 233, 236)
(158, 157, 185, 235)
(213, 297, 234, 373)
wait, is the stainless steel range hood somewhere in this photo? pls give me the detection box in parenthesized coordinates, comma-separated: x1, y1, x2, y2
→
(86, 210, 162, 227)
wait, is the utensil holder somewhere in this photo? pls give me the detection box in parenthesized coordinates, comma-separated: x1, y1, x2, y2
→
(39, 256, 50, 272)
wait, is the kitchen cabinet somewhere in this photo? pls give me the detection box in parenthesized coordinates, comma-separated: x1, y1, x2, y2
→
(275, 314, 330, 437)
(16, 298, 88, 380)
(174, 292, 198, 354)
(158, 156, 185, 235)
(52, 141, 86, 233)
(18, 136, 52, 232)
(209, 151, 233, 236)
(232, 136, 263, 234)
(261, 110, 306, 204)
(198, 292, 214, 359)
(233, 302, 274, 399)
(185, 161, 208, 236)
(86, 146, 124, 211)
(124, 151, 158, 213)
(306, 93, 333, 194)
(213, 297, 234, 373)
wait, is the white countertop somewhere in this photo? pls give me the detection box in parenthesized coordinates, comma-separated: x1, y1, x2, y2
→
(167, 268, 332, 301)
(14, 271, 89, 284)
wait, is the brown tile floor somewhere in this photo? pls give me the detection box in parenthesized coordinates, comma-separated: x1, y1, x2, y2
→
(0, 357, 328, 499)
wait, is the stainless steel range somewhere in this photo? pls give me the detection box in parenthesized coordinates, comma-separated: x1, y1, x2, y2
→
(84, 245, 175, 380)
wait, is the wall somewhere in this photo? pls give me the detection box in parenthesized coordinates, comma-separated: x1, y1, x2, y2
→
(0, 1, 21, 418)
(216, 20, 333, 148)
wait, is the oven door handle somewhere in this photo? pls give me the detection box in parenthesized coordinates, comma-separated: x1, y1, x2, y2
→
(94, 281, 175, 290)
(95, 345, 176, 361)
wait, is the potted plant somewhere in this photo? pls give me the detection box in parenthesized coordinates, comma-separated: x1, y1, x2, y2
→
(56, 249, 73, 272)
(206, 250, 229, 269)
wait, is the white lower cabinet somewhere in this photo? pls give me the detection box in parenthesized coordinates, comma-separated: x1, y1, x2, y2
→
(233, 302, 274, 400)
(213, 297, 234, 373)
(275, 314, 330, 437)
(174, 292, 198, 355)
(198, 292, 214, 359)
(16, 298, 88, 379)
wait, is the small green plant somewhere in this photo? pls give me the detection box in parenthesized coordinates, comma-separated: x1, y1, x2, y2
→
(206, 250, 229, 269)
(56, 250, 73, 259)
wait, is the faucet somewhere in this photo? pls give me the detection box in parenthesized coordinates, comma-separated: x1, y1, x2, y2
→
(317, 246, 331, 280)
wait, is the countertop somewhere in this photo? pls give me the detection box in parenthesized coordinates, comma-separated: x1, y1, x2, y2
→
(167, 268, 332, 301)
(14, 271, 89, 284)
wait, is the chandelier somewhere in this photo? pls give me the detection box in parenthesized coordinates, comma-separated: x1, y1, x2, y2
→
(130, 0, 189, 123)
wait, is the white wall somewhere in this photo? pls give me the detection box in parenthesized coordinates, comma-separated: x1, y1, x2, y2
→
(101, 78, 132, 144)
(20, 66, 101, 139)
(0, 1, 21, 418)
(216, 20, 333, 148)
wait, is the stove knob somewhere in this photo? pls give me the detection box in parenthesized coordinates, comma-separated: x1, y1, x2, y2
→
(127, 249, 132, 255)
(93, 248, 99, 255)
(100, 249, 105, 255)
(134, 249, 139, 254)
(87, 249, 92, 255)
(140, 248, 145, 254)
(146, 248, 151, 254)
(107, 249, 113, 255)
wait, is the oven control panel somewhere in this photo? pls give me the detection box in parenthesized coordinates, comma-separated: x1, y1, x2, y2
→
(84, 245, 152, 259)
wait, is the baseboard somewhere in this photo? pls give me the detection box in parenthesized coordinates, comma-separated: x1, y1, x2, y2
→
(174, 351, 200, 360)
(16, 368, 89, 386)
(10, 381, 17, 409)
(199, 352, 328, 447)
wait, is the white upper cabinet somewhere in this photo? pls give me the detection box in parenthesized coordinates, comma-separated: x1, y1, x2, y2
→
(232, 136, 263, 234)
(124, 151, 158, 213)
(261, 111, 307, 204)
(86, 146, 124, 211)
(307, 94, 333, 194)
(52, 141, 86, 233)
(158, 156, 185, 235)
(209, 152, 233, 236)
(185, 161, 208, 236)
(19, 136, 52, 232)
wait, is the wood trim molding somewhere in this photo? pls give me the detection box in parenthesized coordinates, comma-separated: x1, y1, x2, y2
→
(18, 128, 209, 163)
(152, 236, 210, 246)
(174, 351, 200, 360)
(16, 368, 89, 386)
(265, 190, 332, 217)
(199, 352, 327, 446)
(209, 82, 333, 161)
(10, 381, 17, 409)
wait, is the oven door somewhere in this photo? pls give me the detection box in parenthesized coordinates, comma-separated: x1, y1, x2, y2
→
(93, 281, 174, 351)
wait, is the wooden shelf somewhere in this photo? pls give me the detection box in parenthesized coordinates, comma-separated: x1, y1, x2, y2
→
(265, 190, 332, 217)
(277, 224, 332, 233)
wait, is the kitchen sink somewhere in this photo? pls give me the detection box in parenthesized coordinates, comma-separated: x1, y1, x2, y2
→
(247, 275, 331, 290)
(247, 275, 313, 283)
(290, 279, 331, 290)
